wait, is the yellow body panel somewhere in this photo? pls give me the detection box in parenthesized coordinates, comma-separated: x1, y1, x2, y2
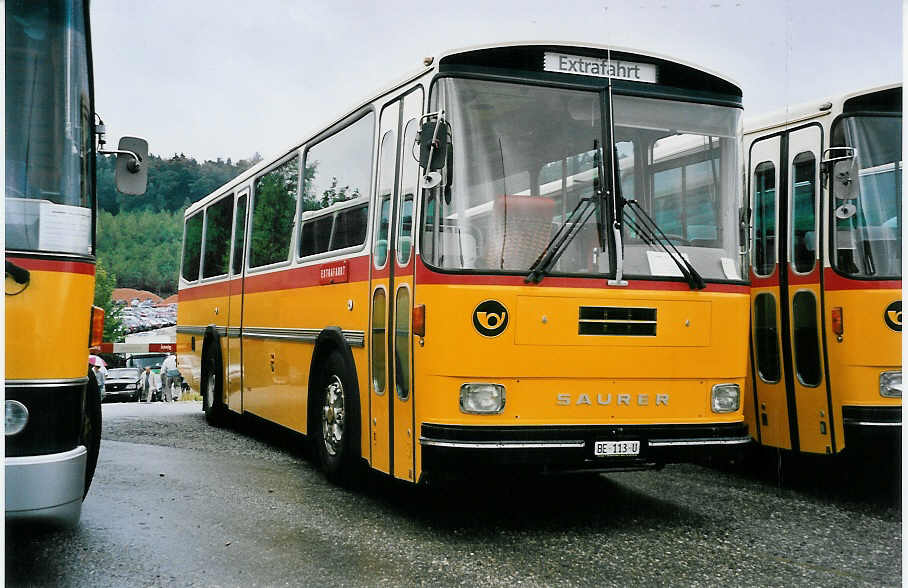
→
(787, 284, 830, 454)
(747, 285, 793, 450)
(411, 284, 749, 480)
(825, 287, 901, 451)
(6, 270, 93, 380)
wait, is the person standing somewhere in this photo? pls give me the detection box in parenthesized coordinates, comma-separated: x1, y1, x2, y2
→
(93, 364, 106, 398)
(140, 366, 155, 402)
(160, 353, 178, 402)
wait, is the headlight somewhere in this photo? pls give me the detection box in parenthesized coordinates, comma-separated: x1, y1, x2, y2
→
(711, 383, 740, 413)
(880, 371, 902, 398)
(6, 400, 29, 436)
(460, 383, 506, 414)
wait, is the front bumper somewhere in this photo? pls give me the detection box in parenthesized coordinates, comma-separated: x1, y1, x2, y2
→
(842, 405, 902, 449)
(420, 422, 750, 475)
(6, 446, 87, 526)
(102, 386, 138, 401)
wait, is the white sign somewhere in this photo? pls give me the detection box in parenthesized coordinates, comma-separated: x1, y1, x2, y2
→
(543, 52, 657, 84)
(38, 201, 92, 255)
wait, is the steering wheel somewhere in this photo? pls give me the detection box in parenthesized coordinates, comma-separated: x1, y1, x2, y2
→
(663, 233, 691, 246)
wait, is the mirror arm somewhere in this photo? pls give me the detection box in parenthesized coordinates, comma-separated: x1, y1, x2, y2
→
(97, 147, 143, 173)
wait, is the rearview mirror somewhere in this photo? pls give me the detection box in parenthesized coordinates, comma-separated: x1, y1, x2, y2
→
(115, 136, 149, 195)
(418, 118, 449, 172)
(832, 158, 859, 201)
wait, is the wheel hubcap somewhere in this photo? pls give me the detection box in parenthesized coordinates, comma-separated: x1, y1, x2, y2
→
(205, 372, 215, 409)
(321, 375, 345, 456)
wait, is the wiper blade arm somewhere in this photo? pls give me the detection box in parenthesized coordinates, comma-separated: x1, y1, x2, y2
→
(624, 200, 705, 290)
(525, 196, 597, 284)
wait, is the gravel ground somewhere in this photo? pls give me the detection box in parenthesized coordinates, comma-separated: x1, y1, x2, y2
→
(6, 401, 901, 587)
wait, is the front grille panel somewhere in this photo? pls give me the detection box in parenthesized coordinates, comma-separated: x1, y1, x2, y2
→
(579, 306, 657, 336)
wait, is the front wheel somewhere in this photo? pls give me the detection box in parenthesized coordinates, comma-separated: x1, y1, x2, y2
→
(314, 351, 360, 484)
(81, 369, 102, 498)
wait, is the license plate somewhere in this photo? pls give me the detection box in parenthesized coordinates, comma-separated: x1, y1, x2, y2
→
(594, 440, 640, 457)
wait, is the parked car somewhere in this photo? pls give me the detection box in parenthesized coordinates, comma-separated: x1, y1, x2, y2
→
(102, 367, 142, 402)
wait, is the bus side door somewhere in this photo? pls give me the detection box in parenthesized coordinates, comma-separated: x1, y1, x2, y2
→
(784, 125, 831, 454)
(227, 189, 249, 413)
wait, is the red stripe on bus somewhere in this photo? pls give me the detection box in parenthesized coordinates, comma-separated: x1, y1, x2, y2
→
(415, 259, 748, 293)
(750, 268, 779, 288)
(178, 256, 371, 301)
(823, 268, 901, 291)
(6, 256, 95, 276)
(788, 266, 820, 286)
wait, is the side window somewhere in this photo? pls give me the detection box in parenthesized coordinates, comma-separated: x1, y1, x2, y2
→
(299, 215, 333, 257)
(371, 289, 387, 395)
(792, 291, 821, 387)
(394, 287, 410, 400)
(181, 213, 203, 281)
(397, 118, 419, 265)
(332, 204, 368, 251)
(231, 193, 248, 275)
(374, 130, 396, 268)
(791, 152, 817, 274)
(753, 293, 781, 383)
(299, 112, 375, 256)
(250, 157, 300, 268)
(202, 196, 233, 279)
(753, 162, 776, 276)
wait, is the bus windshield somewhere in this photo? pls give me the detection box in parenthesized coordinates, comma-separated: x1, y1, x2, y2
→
(421, 77, 743, 281)
(830, 115, 902, 279)
(5, 0, 94, 255)
(421, 78, 606, 275)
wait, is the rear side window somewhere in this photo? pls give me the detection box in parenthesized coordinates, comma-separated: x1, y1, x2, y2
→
(181, 213, 203, 281)
(300, 112, 374, 256)
(202, 196, 233, 278)
(332, 204, 368, 250)
(300, 215, 333, 257)
(250, 157, 300, 268)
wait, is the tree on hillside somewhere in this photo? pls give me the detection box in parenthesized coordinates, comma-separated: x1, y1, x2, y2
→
(93, 260, 126, 343)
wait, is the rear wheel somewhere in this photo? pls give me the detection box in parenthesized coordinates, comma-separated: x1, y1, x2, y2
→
(314, 351, 360, 484)
(81, 369, 102, 498)
(202, 351, 225, 425)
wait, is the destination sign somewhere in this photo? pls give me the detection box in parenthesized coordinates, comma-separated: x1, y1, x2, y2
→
(543, 52, 657, 84)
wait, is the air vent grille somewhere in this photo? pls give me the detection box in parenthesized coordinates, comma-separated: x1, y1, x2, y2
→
(578, 306, 657, 336)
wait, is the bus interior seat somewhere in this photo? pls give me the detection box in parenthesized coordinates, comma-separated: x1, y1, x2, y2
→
(484, 194, 556, 269)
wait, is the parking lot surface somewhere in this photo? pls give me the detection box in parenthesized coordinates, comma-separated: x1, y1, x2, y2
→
(6, 402, 901, 587)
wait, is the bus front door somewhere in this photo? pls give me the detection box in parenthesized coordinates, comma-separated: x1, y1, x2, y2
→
(369, 89, 422, 481)
(750, 125, 833, 454)
(226, 189, 249, 413)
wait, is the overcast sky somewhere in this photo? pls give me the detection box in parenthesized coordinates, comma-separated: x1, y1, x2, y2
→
(91, 0, 902, 163)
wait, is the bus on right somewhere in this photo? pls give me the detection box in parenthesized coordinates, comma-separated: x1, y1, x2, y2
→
(744, 84, 901, 456)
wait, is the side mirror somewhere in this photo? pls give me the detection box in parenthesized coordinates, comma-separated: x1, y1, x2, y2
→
(832, 158, 859, 201)
(418, 118, 449, 172)
(115, 136, 149, 195)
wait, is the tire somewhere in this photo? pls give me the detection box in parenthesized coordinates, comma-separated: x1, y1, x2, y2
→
(202, 350, 225, 425)
(313, 351, 361, 484)
(81, 369, 102, 499)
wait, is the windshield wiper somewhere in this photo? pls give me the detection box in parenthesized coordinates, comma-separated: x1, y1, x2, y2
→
(526, 142, 606, 284)
(621, 199, 705, 290)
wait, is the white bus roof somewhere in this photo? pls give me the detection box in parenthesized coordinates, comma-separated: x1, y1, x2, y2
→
(187, 42, 742, 217)
(744, 83, 901, 136)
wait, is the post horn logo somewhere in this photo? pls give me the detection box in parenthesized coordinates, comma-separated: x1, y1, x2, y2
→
(473, 300, 509, 337)
(884, 301, 901, 332)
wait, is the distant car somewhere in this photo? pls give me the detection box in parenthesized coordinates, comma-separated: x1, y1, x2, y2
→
(102, 367, 142, 402)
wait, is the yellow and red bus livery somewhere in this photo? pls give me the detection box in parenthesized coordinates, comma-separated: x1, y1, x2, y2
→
(744, 85, 901, 455)
(178, 43, 752, 484)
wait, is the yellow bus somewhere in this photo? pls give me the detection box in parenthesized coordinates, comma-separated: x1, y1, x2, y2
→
(177, 43, 751, 484)
(744, 85, 901, 456)
(5, 0, 146, 525)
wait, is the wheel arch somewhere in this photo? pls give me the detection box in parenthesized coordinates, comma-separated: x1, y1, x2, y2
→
(307, 327, 361, 440)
